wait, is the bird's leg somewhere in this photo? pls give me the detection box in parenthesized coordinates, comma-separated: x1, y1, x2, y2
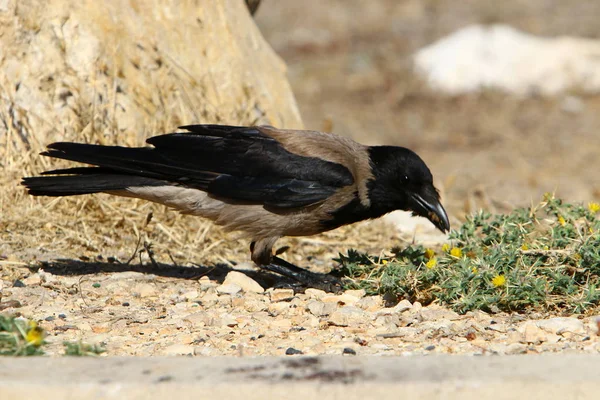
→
(250, 242, 341, 292)
(262, 256, 342, 293)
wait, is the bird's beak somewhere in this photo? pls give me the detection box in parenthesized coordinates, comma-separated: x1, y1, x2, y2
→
(411, 190, 450, 233)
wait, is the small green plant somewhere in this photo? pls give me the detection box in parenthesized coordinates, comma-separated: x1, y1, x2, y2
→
(63, 340, 106, 356)
(0, 314, 46, 356)
(338, 194, 600, 314)
(1, 314, 106, 356)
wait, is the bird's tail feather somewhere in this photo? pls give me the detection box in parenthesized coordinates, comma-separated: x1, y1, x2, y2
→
(22, 141, 216, 197)
(22, 173, 166, 197)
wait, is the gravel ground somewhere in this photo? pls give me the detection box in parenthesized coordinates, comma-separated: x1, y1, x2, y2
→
(1, 267, 599, 357)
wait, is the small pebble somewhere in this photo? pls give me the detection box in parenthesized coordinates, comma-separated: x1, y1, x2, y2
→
(45, 316, 55, 322)
(122, 302, 130, 307)
(285, 347, 303, 355)
(58, 314, 67, 319)
(342, 347, 357, 355)
(425, 345, 436, 351)
(13, 280, 25, 288)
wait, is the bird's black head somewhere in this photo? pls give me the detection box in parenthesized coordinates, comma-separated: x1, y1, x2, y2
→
(367, 146, 450, 233)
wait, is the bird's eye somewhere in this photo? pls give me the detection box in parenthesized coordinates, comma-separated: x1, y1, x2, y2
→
(402, 175, 410, 183)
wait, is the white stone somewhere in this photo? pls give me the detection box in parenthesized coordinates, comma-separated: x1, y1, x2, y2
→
(222, 271, 264, 294)
(414, 24, 600, 96)
(307, 300, 337, 317)
(328, 306, 366, 327)
(269, 288, 295, 302)
(304, 288, 327, 300)
(520, 322, 548, 344)
(536, 318, 585, 335)
(357, 296, 384, 312)
(322, 294, 360, 306)
(216, 284, 242, 295)
(344, 289, 366, 299)
(394, 299, 413, 313)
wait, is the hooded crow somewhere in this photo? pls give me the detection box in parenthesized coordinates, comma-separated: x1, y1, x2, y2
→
(22, 124, 449, 287)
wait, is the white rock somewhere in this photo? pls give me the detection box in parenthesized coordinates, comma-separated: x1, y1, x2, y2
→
(199, 278, 219, 292)
(135, 283, 157, 298)
(414, 24, 600, 96)
(220, 315, 238, 327)
(505, 343, 528, 355)
(184, 312, 209, 326)
(357, 295, 384, 312)
(182, 290, 199, 300)
(304, 288, 327, 300)
(243, 299, 268, 313)
(536, 317, 585, 335)
(520, 322, 548, 344)
(267, 302, 290, 316)
(411, 302, 423, 313)
(200, 291, 219, 307)
(307, 300, 337, 317)
(216, 283, 242, 295)
(322, 294, 360, 306)
(23, 274, 42, 286)
(344, 289, 366, 299)
(269, 288, 295, 302)
(419, 307, 460, 321)
(394, 299, 413, 313)
(222, 271, 264, 294)
(328, 306, 366, 327)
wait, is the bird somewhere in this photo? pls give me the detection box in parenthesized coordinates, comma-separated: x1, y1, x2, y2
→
(22, 124, 449, 288)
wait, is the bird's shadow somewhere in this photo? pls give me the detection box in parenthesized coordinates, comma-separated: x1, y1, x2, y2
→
(40, 258, 300, 289)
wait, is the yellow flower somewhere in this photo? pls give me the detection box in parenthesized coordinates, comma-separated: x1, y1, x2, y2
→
(442, 243, 450, 252)
(491, 275, 506, 287)
(381, 259, 388, 265)
(471, 267, 478, 274)
(25, 321, 45, 347)
(450, 247, 463, 258)
(521, 243, 529, 251)
(424, 248, 435, 260)
(558, 216, 566, 226)
(588, 202, 600, 213)
(425, 258, 437, 269)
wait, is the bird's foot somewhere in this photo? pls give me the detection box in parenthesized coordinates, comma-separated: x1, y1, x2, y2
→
(260, 256, 342, 293)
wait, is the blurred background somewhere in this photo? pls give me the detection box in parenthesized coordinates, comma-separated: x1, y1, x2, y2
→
(254, 0, 600, 216)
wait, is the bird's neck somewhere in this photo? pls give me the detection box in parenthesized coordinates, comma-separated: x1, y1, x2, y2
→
(320, 194, 396, 231)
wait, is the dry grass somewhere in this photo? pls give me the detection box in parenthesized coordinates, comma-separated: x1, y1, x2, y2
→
(0, 99, 401, 277)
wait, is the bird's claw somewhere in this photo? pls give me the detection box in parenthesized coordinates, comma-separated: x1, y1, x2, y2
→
(261, 256, 342, 293)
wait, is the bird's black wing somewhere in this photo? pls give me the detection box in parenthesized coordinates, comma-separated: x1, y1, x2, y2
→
(26, 125, 354, 209)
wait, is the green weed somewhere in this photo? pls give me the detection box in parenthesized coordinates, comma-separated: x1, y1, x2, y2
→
(0, 314, 105, 356)
(338, 194, 600, 314)
(0, 314, 45, 356)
